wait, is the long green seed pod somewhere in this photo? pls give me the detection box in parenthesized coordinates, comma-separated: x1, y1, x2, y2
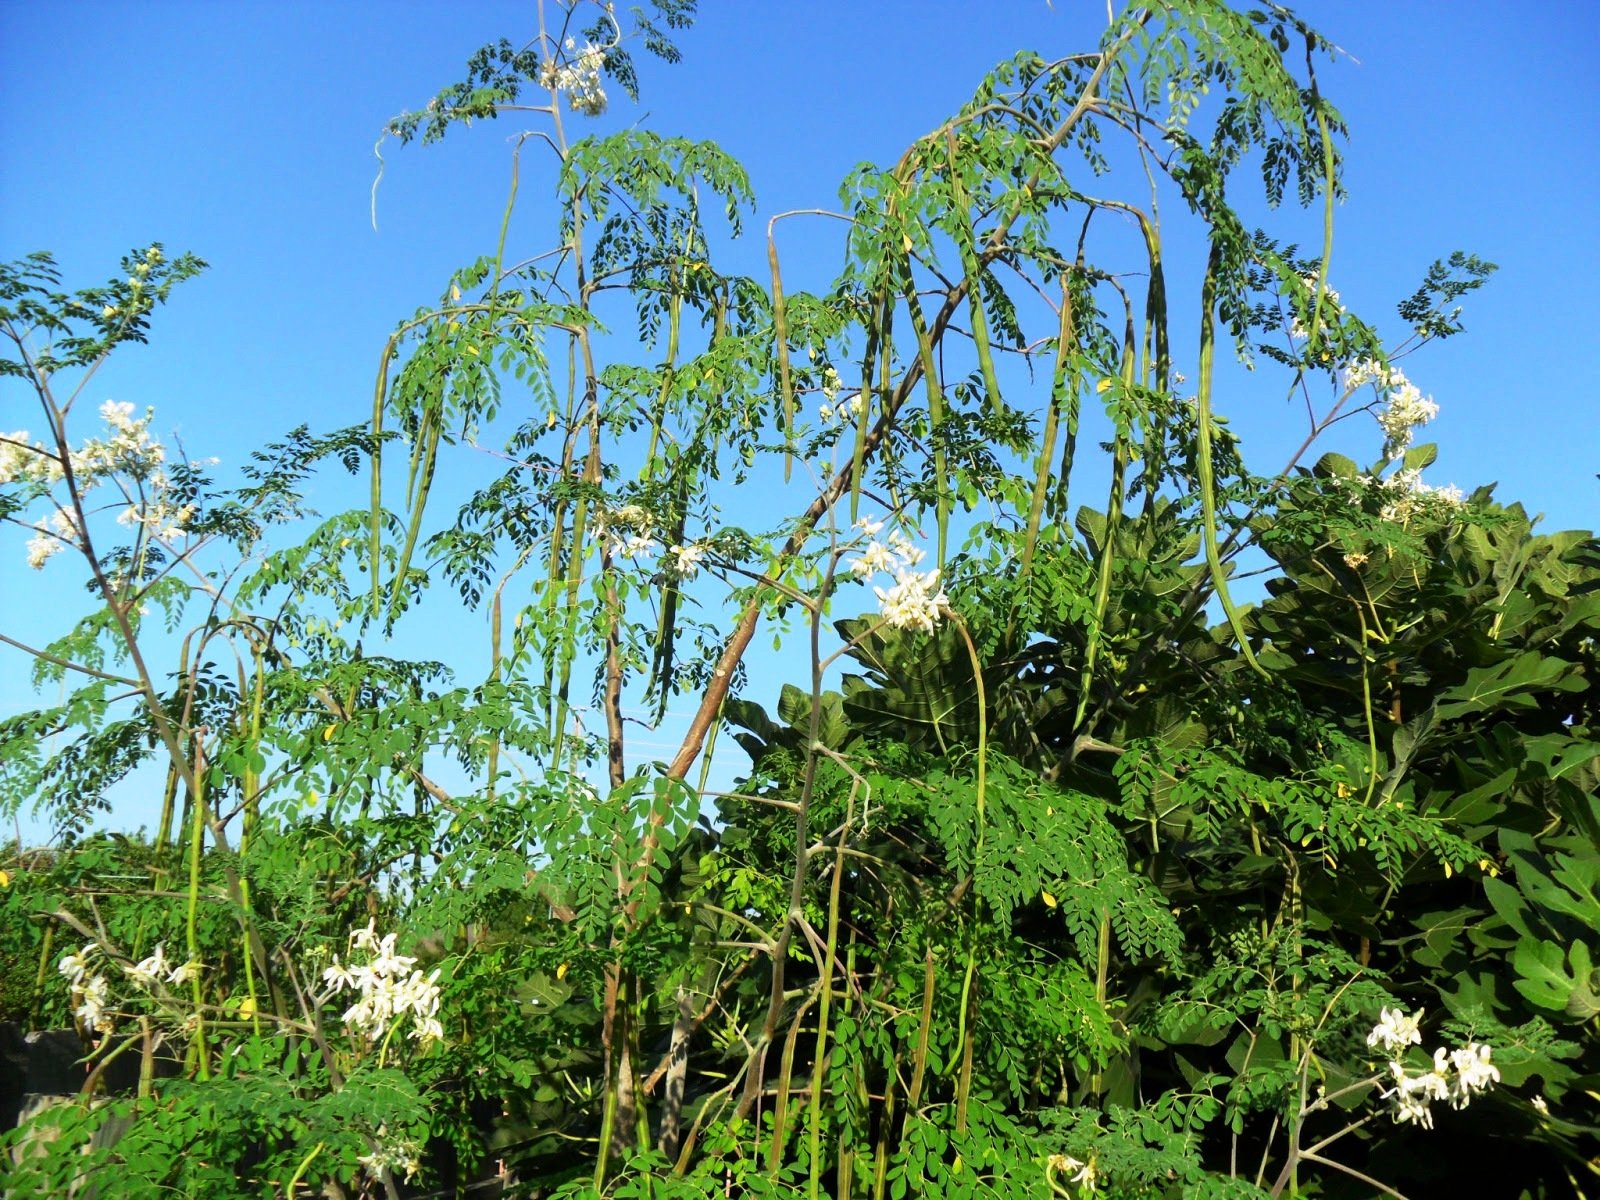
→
(1198, 239, 1266, 676)
(898, 252, 950, 565)
(1072, 285, 1136, 734)
(768, 220, 797, 481)
(1016, 279, 1077, 619)
(944, 129, 1003, 415)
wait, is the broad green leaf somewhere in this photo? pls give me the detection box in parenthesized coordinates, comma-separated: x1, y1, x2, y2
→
(1435, 653, 1583, 720)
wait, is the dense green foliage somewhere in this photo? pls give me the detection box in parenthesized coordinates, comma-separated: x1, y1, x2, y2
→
(3, 3, 1596, 1198)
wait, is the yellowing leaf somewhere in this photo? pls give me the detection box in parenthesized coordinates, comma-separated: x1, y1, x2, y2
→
(449, 283, 461, 302)
(556, 962, 569, 981)
(238, 996, 257, 1018)
(322, 725, 336, 742)
(0, 869, 11, 889)
(1041, 891, 1058, 909)
(1096, 378, 1112, 393)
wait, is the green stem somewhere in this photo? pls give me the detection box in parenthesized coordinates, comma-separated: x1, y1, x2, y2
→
(806, 819, 849, 1200)
(284, 1141, 325, 1198)
(951, 616, 988, 1134)
(237, 647, 265, 1036)
(185, 738, 210, 1081)
(907, 948, 936, 1112)
(28, 923, 55, 1029)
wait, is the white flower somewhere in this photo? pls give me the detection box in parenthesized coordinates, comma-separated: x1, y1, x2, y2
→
(1431, 483, 1465, 506)
(58, 944, 96, 985)
(1342, 358, 1397, 392)
(539, 40, 608, 116)
(102, 305, 118, 319)
(1049, 1154, 1097, 1192)
(596, 503, 652, 536)
(614, 534, 656, 560)
(125, 944, 171, 990)
(0, 431, 39, 485)
(1289, 272, 1344, 340)
(26, 528, 63, 569)
(350, 918, 380, 954)
(874, 568, 950, 633)
(324, 925, 445, 1046)
(1373, 468, 1466, 525)
(665, 542, 706, 581)
(1367, 1006, 1423, 1055)
(1531, 1094, 1549, 1115)
(67, 972, 114, 1036)
(847, 540, 897, 578)
(1383, 1058, 1450, 1129)
(167, 959, 203, 986)
(358, 1127, 422, 1183)
(1376, 381, 1439, 459)
(1448, 1043, 1499, 1107)
(367, 932, 418, 979)
(885, 529, 925, 568)
(854, 515, 884, 537)
(73, 973, 114, 1034)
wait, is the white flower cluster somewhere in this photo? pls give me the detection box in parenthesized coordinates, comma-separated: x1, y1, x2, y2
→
(848, 517, 950, 633)
(0, 431, 54, 487)
(358, 1125, 423, 1184)
(1362, 468, 1465, 525)
(1289, 272, 1344, 341)
(1372, 376, 1440, 462)
(664, 541, 706, 580)
(322, 921, 444, 1046)
(1340, 358, 1399, 393)
(813, 357, 862, 422)
(538, 37, 607, 116)
(57, 942, 204, 1036)
(591, 504, 709, 579)
(818, 394, 865, 423)
(58, 945, 114, 1035)
(1367, 1007, 1500, 1129)
(5, 400, 202, 570)
(25, 510, 77, 569)
(122, 942, 201, 991)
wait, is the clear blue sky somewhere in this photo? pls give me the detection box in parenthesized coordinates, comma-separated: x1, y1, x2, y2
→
(3, 1, 1597, 836)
